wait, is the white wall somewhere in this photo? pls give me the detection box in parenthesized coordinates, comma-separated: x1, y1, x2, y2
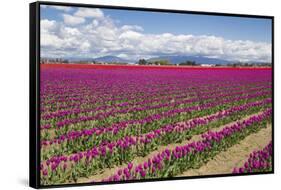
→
(0, 0, 279, 189)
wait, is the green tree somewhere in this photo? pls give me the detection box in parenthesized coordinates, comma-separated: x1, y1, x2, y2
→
(138, 59, 147, 65)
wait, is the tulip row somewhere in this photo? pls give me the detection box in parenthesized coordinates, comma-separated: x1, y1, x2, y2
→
(40, 68, 270, 114)
(40, 108, 271, 184)
(100, 109, 272, 182)
(41, 86, 271, 136)
(41, 82, 196, 119)
(232, 141, 272, 174)
(41, 78, 205, 112)
(40, 88, 271, 147)
(41, 70, 267, 110)
(40, 83, 271, 135)
(41, 82, 270, 122)
(40, 97, 271, 160)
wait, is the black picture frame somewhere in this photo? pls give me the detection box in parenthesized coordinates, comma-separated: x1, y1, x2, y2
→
(30, 1, 274, 189)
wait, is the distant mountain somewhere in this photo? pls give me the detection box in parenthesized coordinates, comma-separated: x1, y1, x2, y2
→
(147, 55, 232, 65)
(53, 55, 132, 63)
(93, 56, 131, 63)
(62, 57, 93, 62)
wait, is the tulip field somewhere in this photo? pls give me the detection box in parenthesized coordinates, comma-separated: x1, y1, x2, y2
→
(39, 64, 272, 185)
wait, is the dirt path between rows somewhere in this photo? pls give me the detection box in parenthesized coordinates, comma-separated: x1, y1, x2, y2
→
(76, 111, 267, 183)
(177, 124, 272, 177)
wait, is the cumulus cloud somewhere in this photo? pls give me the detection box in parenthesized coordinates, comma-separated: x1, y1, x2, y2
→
(63, 14, 85, 26)
(121, 25, 144, 32)
(74, 8, 104, 18)
(41, 8, 272, 62)
(41, 19, 57, 33)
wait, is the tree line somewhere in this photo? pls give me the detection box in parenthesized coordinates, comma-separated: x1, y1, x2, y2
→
(138, 59, 198, 66)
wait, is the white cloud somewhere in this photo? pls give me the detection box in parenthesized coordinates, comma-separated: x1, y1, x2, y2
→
(41, 19, 57, 33)
(41, 8, 272, 62)
(63, 27, 81, 36)
(119, 31, 143, 40)
(121, 25, 143, 32)
(80, 41, 91, 51)
(41, 33, 64, 48)
(63, 14, 85, 26)
(117, 53, 129, 59)
(74, 8, 104, 18)
(92, 20, 99, 27)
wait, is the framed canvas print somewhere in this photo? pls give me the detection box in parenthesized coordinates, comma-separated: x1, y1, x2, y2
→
(29, 1, 274, 188)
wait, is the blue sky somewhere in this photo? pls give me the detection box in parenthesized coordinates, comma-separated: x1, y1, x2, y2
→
(41, 6, 272, 43)
(103, 9, 272, 43)
(40, 5, 272, 62)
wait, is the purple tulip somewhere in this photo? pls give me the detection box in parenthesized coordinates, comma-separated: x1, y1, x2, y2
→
(42, 169, 48, 176)
(140, 170, 146, 178)
(128, 162, 133, 170)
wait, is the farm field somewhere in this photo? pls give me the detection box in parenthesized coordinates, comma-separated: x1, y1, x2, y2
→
(39, 64, 272, 185)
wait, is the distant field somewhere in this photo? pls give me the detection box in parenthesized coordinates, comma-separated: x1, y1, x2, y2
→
(39, 64, 272, 185)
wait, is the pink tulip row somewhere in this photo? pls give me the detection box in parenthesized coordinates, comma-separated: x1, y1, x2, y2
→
(100, 109, 272, 182)
(40, 107, 271, 182)
(233, 141, 272, 174)
(40, 82, 270, 125)
(40, 68, 270, 113)
(41, 97, 271, 150)
(41, 85, 271, 131)
(41, 80, 269, 121)
(40, 90, 271, 153)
